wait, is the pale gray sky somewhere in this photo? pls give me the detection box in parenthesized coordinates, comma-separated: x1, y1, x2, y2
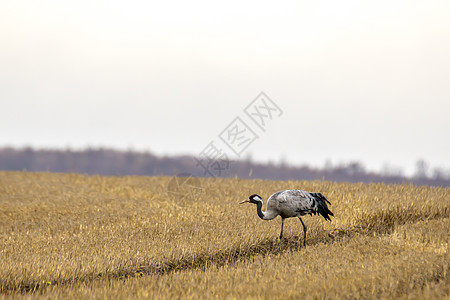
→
(1, 0, 449, 176)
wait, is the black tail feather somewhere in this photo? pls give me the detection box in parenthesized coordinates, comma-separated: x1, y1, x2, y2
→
(310, 192, 334, 221)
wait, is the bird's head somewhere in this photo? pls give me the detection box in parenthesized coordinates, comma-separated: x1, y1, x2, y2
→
(240, 194, 263, 205)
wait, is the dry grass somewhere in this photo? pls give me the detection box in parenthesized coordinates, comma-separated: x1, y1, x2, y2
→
(0, 171, 448, 299)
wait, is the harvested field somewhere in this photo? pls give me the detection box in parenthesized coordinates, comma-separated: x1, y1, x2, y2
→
(0, 171, 448, 299)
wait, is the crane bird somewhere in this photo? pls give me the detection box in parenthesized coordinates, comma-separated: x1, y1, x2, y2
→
(240, 190, 334, 250)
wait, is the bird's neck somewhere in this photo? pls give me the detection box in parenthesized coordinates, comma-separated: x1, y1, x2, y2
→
(256, 201, 267, 220)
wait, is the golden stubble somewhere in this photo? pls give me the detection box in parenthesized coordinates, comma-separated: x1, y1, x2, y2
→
(0, 171, 448, 299)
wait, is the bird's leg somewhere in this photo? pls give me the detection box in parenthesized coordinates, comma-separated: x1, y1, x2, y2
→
(298, 217, 307, 247)
(278, 218, 285, 252)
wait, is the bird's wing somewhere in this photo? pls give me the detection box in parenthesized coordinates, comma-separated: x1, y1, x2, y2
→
(292, 190, 315, 213)
(274, 190, 314, 215)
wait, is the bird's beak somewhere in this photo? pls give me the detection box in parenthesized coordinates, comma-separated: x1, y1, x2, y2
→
(240, 200, 249, 204)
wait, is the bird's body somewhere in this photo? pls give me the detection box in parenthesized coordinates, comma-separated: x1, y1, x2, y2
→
(264, 189, 333, 220)
(240, 189, 334, 249)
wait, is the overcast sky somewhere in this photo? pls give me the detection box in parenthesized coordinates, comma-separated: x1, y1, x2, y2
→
(1, 0, 449, 176)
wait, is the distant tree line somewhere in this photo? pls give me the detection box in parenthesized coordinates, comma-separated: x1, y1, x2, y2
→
(0, 147, 448, 187)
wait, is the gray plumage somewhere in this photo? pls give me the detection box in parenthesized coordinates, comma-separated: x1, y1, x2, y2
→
(240, 189, 334, 249)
